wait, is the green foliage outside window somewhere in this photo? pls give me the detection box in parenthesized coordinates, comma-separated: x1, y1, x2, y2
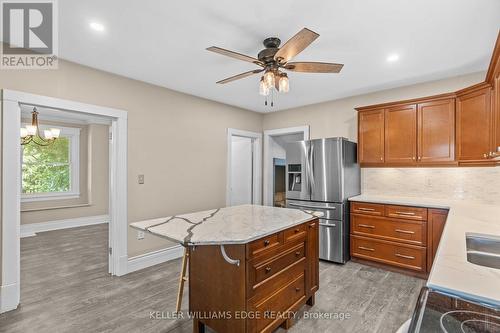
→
(22, 137, 71, 194)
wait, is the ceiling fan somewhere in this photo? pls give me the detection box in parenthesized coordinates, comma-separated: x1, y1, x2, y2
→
(207, 28, 343, 104)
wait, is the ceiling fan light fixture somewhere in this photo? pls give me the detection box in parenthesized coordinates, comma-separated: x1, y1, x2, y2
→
(259, 77, 270, 96)
(263, 70, 275, 88)
(278, 73, 289, 93)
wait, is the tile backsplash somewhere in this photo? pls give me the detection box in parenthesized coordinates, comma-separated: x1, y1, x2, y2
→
(361, 168, 500, 204)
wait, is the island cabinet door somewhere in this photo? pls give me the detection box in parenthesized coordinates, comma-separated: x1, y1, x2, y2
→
(384, 104, 418, 165)
(306, 219, 319, 297)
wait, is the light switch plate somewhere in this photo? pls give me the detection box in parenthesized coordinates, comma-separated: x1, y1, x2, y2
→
(137, 231, 145, 240)
(138, 174, 145, 184)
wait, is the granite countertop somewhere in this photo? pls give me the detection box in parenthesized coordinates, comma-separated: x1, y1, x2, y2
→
(350, 194, 500, 307)
(130, 204, 321, 246)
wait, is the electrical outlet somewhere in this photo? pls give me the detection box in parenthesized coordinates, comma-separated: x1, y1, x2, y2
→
(137, 231, 145, 240)
(138, 174, 145, 184)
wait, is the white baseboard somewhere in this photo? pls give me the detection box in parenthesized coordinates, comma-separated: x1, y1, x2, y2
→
(0, 283, 19, 314)
(127, 245, 184, 274)
(20, 215, 110, 238)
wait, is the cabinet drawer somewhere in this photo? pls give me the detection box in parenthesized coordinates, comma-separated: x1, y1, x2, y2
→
(351, 235, 426, 272)
(351, 214, 427, 246)
(250, 243, 305, 286)
(284, 224, 307, 243)
(351, 202, 385, 216)
(385, 205, 428, 221)
(248, 233, 282, 259)
(248, 273, 305, 333)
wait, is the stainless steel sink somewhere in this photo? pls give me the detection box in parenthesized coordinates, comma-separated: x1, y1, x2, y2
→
(466, 233, 500, 269)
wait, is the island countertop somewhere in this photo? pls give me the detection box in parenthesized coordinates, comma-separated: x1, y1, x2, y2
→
(130, 204, 321, 246)
(349, 194, 500, 307)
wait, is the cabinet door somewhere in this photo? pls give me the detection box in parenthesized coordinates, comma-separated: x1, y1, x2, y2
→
(494, 75, 500, 153)
(358, 109, 385, 164)
(456, 87, 492, 161)
(426, 209, 448, 272)
(384, 104, 417, 164)
(417, 99, 455, 164)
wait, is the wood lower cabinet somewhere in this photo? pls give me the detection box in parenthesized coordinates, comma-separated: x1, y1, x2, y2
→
(358, 109, 385, 164)
(417, 99, 455, 164)
(384, 104, 417, 164)
(426, 209, 448, 272)
(456, 85, 493, 162)
(350, 201, 448, 276)
(189, 219, 319, 333)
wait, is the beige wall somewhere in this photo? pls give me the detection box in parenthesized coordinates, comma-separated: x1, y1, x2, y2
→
(263, 72, 486, 141)
(0, 59, 262, 259)
(21, 123, 109, 224)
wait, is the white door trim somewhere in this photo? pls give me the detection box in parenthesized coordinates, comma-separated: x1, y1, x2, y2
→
(263, 126, 310, 206)
(226, 128, 262, 207)
(1, 89, 128, 313)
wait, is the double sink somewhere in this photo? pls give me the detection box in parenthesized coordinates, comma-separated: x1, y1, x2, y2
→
(466, 233, 500, 269)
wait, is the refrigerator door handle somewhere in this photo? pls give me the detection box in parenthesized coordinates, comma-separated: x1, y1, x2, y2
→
(309, 142, 315, 195)
(288, 202, 337, 211)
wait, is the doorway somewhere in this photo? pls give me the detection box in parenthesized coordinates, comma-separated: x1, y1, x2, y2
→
(1, 90, 128, 313)
(263, 126, 309, 206)
(226, 129, 262, 206)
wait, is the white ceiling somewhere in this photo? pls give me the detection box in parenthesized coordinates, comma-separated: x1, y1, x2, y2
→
(52, 1, 500, 112)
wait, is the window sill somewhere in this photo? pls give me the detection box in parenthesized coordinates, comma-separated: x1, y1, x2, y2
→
(21, 192, 81, 203)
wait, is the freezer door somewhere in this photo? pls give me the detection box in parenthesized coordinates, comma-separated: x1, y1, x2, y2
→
(318, 218, 345, 263)
(285, 141, 311, 201)
(310, 138, 343, 202)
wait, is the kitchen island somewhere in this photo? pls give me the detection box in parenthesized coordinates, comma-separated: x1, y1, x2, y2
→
(131, 205, 321, 333)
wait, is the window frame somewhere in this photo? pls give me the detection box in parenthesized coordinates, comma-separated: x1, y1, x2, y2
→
(21, 124, 81, 202)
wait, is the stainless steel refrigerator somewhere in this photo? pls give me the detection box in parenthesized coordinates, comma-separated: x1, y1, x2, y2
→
(285, 137, 360, 263)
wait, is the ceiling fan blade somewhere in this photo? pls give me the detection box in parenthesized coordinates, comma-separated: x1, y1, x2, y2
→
(207, 46, 264, 67)
(216, 69, 264, 84)
(284, 62, 344, 73)
(274, 28, 320, 63)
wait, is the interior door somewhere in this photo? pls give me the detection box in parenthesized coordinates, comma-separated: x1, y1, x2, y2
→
(384, 104, 417, 164)
(310, 138, 342, 202)
(230, 136, 254, 205)
(417, 99, 455, 164)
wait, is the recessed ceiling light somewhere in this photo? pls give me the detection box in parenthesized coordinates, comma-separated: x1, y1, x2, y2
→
(89, 22, 105, 32)
(386, 53, 400, 62)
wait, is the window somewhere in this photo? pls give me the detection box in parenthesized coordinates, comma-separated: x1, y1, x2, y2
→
(21, 125, 80, 202)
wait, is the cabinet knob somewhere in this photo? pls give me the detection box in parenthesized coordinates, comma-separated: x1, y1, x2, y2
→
(295, 287, 301, 292)
(483, 153, 488, 159)
(265, 267, 271, 273)
(294, 228, 300, 233)
(264, 240, 270, 246)
(295, 251, 301, 256)
(380, 157, 383, 161)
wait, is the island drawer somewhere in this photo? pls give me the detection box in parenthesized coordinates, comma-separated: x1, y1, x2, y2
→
(351, 202, 385, 216)
(247, 273, 305, 333)
(385, 205, 428, 221)
(283, 224, 307, 243)
(351, 214, 427, 246)
(351, 235, 426, 272)
(248, 256, 306, 301)
(249, 243, 305, 286)
(248, 233, 283, 259)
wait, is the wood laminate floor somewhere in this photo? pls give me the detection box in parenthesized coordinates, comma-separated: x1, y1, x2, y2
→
(0, 224, 425, 333)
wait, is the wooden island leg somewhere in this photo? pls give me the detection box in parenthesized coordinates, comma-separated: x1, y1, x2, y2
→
(306, 294, 315, 306)
(176, 247, 189, 312)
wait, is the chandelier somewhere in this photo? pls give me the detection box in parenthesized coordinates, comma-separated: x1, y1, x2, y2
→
(20, 107, 61, 146)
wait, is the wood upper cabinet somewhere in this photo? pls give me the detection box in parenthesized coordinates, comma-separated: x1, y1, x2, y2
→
(456, 86, 493, 162)
(417, 99, 455, 164)
(494, 75, 500, 152)
(384, 104, 417, 164)
(358, 109, 384, 164)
